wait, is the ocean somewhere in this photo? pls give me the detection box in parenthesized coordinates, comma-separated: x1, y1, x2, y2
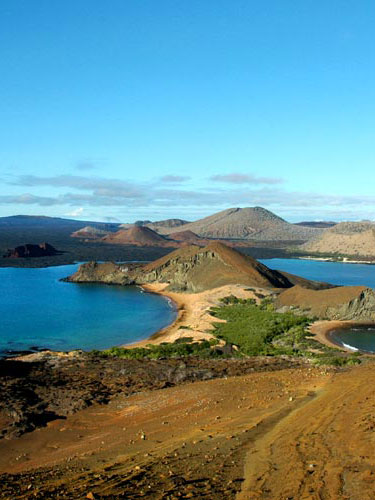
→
(0, 264, 177, 356)
(2, 258, 375, 356)
(262, 258, 375, 352)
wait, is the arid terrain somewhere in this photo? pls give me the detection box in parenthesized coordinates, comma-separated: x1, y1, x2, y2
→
(3, 217, 375, 499)
(301, 221, 375, 258)
(2, 358, 375, 499)
(0, 214, 300, 268)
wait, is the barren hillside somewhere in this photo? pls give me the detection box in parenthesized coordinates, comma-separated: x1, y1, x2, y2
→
(276, 284, 375, 320)
(157, 207, 322, 241)
(71, 226, 110, 239)
(101, 226, 177, 247)
(302, 221, 375, 257)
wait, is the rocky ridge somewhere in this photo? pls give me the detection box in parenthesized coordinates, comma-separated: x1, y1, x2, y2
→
(66, 242, 295, 292)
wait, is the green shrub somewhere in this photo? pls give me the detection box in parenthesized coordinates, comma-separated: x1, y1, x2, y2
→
(91, 337, 224, 360)
(211, 302, 310, 356)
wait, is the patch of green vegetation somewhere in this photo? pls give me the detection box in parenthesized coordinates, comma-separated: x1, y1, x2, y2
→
(211, 298, 310, 356)
(210, 297, 362, 366)
(90, 338, 222, 360)
(89, 296, 363, 366)
(311, 355, 362, 367)
(173, 336, 193, 343)
(219, 295, 256, 305)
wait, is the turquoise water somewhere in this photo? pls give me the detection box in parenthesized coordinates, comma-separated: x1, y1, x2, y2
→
(3, 258, 375, 356)
(261, 258, 375, 352)
(0, 264, 177, 356)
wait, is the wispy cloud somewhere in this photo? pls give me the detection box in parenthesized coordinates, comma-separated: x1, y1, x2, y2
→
(3, 174, 375, 221)
(159, 175, 191, 183)
(11, 175, 145, 199)
(0, 193, 60, 206)
(209, 172, 284, 185)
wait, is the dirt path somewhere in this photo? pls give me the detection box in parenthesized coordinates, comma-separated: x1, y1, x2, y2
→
(237, 363, 375, 500)
(0, 365, 324, 499)
(2, 362, 375, 499)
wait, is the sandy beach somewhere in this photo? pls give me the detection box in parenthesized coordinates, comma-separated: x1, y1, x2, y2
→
(125, 283, 269, 348)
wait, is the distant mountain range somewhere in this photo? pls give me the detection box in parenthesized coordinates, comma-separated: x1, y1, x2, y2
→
(0, 209, 339, 265)
(120, 219, 189, 231)
(0, 210, 332, 243)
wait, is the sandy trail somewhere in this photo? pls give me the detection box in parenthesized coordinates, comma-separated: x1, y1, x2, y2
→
(0, 365, 325, 499)
(2, 361, 375, 499)
(237, 363, 375, 500)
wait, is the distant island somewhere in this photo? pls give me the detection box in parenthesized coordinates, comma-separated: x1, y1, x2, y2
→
(3, 242, 59, 259)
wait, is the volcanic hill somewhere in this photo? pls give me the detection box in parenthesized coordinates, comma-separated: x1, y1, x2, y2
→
(157, 207, 322, 241)
(71, 225, 110, 239)
(120, 218, 189, 231)
(142, 241, 295, 291)
(68, 242, 296, 291)
(301, 221, 375, 257)
(168, 230, 202, 242)
(101, 226, 177, 247)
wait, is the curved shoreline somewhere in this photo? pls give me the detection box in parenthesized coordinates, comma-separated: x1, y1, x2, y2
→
(123, 283, 264, 349)
(309, 320, 375, 354)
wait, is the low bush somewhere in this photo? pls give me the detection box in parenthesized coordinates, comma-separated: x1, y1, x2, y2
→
(92, 338, 222, 360)
(211, 300, 310, 356)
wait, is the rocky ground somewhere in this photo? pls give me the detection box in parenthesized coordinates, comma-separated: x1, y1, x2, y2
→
(0, 352, 304, 440)
(3, 353, 375, 499)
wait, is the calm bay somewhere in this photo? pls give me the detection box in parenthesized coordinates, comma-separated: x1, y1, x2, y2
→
(0, 264, 177, 356)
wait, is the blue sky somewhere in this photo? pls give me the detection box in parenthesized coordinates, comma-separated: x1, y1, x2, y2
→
(1, 0, 375, 222)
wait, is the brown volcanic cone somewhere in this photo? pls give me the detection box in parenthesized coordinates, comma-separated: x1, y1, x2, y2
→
(168, 230, 201, 241)
(71, 225, 110, 239)
(142, 241, 293, 291)
(157, 206, 322, 241)
(101, 226, 176, 247)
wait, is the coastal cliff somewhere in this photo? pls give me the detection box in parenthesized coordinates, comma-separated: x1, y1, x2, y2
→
(277, 285, 375, 320)
(66, 261, 142, 285)
(66, 242, 294, 292)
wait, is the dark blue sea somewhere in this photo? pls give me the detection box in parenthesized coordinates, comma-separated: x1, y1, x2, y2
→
(0, 264, 177, 356)
(262, 258, 375, 353)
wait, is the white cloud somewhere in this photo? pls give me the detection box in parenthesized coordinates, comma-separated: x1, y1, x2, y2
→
(4, 173, 375, 221)
(65, 207, 84, 217)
